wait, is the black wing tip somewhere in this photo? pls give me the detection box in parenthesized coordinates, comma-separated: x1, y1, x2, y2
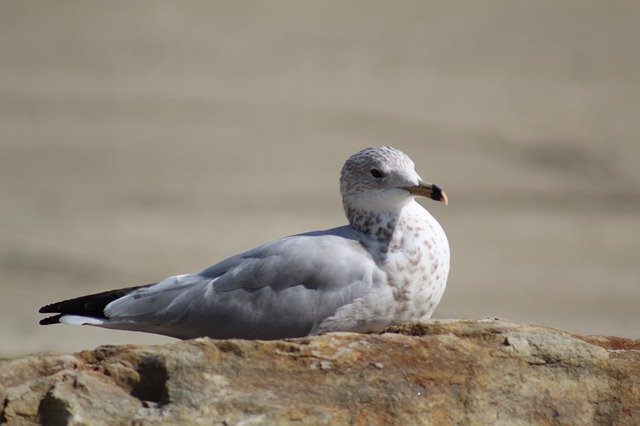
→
(39, 314, 64, 325)
(39, 303, 60, 314)
(37, 283, 156, 319)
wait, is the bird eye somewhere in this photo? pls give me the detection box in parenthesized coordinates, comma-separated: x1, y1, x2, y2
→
(370, 169, 384, 178)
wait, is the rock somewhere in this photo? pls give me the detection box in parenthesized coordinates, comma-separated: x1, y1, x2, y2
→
(1, 320, 639, 424)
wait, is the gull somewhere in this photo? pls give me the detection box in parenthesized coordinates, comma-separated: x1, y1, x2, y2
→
(39, 146, 449, 340)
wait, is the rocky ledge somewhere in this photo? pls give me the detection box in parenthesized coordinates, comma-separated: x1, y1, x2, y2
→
(1, 320, 639, 425)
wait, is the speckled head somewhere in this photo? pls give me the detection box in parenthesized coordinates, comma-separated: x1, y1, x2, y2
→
(340, 147, 448, 230)
(340, 146, 420, 213)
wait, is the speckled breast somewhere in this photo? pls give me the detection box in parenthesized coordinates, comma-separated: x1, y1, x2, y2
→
(380, 202, 450, 323)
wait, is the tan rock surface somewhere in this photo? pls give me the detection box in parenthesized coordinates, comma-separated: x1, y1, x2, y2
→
(2, 320, 639, 425)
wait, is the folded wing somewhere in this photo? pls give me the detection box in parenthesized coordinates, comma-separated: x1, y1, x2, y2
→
(41, 227, 384, 340)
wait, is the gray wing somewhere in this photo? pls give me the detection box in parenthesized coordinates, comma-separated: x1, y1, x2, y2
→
(103, 226, 385, 339)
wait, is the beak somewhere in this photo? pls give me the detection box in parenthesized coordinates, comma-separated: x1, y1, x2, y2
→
(402, 179, 448, 205)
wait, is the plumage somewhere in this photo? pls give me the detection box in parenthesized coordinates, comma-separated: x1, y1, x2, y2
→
(39, 146, 449, 340)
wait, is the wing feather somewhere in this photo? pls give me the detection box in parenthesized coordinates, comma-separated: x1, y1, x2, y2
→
(102, 228, 384, 340)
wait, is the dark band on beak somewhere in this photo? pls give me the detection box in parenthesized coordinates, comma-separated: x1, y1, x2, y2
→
(430, 184, 445, 202)
(401, 181, 448, 205)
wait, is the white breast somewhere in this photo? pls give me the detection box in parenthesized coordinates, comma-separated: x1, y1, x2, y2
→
(381, 200, 450, 323)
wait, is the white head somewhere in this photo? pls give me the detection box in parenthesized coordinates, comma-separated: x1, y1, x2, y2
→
(340, 146, 447, 218)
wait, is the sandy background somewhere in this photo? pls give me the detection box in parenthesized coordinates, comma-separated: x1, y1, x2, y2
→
(1, 1, 639, 357)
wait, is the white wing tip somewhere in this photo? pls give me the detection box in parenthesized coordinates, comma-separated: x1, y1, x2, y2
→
(59, 315, 106, 326)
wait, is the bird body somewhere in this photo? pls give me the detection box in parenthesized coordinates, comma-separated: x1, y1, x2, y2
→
(40, 147, 449, 340)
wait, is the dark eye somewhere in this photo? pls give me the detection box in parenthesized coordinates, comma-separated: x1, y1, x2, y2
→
(370, 169, 384, 179)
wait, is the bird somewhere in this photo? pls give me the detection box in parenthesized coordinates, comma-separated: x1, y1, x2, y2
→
(39, 146, 449, 340)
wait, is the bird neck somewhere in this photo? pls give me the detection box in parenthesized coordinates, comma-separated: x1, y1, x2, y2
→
(346, 198, 437, 241)
(346, 205, 400, 242)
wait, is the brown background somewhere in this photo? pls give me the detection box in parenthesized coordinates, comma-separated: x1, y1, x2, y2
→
(1, 1, 639, 357)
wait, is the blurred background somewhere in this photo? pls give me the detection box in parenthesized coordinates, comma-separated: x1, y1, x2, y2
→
(1, 1, 639, 357)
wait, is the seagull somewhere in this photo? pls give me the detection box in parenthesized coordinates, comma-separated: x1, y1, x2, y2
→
(39, 146, 450, 340)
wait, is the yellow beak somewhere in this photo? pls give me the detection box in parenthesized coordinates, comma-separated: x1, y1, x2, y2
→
(402, 180, 448, 205)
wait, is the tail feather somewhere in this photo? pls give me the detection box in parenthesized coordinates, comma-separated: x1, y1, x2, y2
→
(39, 283, 155, 325)
(39, 314, 65, 325)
